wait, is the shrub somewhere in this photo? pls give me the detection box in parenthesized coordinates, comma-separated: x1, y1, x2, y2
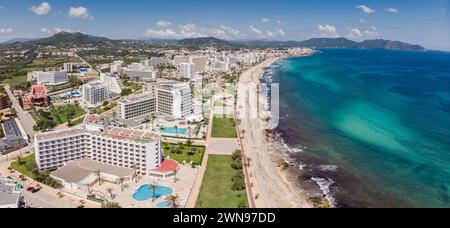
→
(231, 158, 243, 170)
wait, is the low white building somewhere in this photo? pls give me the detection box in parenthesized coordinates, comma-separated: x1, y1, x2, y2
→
(123, 63, 158, 81)
(33, 71, 68, 85)
(110, 60, 124, 74)
(100, 73, 122, 94)
(0, 178, 22, 208)
(81, 80, 110, 107)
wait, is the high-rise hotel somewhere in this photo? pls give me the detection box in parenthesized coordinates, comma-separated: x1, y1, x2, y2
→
(34, 116, 162, 176)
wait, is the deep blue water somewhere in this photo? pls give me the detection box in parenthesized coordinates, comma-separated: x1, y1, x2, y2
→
(269, 49, 450, 208)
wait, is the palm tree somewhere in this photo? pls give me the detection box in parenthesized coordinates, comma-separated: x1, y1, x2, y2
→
(186, 138, 193, 152)
(117, 177, 125, 192)
(131, 164, 138, 183)
(95, 170, 102, 186)
(174, 125, 178, 137)
(150, 184, 158, 202)
(86, 183, 92, 194)
(106, 187, 114, 200)
(165, 195, 180, 208)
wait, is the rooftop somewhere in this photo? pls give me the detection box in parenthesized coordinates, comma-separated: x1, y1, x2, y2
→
(120, 93, 155, 104)
(35, 124, 161, 144)
(151, 159, 178, 174)
(51, 158, 134, 183)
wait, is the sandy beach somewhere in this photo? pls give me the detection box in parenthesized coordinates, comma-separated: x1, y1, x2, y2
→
(237, 57, 313, 208)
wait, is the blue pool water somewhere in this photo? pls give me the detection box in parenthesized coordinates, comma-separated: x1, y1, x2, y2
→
(155, 201, 172, 208)
(63, 91, 81, 97)
(157, 127, 187, 135)
(132, 184, 173, 201)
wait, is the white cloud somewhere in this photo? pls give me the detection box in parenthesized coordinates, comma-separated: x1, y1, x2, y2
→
(0, 28, 13, 34)
(69, 6, 93, 19)
(249, 26, 263, 35)
(30, 2, 51, 16)
(156, 20, 172, 27)
(54, 28, 73, 33)
(266, 30, 274, 37)
(371, 25, 377, 30)
(261, 18, 270, 23)
(356, 5, 376, 14)
(316, 24, 340, 38)
(41, 27, 52, 34)
(347, 28, 362, 39)
(144, 28, 178, 37)
(385, 8, 399, 13)
(364, 30, 379, 37)
(276, 28, 286, 37)
(276, 20, 283, 25)
(144, 24, 243, 39)
(359, 19, 366, 23)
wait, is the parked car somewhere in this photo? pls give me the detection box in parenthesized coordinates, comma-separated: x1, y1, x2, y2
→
(26, 187, 35, 192)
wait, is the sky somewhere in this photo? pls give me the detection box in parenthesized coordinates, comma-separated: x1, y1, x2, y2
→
(0, 0, 449, 50)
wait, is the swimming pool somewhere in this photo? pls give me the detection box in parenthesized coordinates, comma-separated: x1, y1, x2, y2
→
(155, 201, 172, 208)
(156, 127, 187, 135)
(132, 184, 173, 201)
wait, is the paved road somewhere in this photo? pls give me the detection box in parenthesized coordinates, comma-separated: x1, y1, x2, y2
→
(3, 85, 37, 139)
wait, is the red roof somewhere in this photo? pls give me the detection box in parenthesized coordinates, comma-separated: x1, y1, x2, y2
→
(152, 159, 178, 174)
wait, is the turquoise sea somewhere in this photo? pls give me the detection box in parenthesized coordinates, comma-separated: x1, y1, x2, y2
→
(266, 49, 450, 208)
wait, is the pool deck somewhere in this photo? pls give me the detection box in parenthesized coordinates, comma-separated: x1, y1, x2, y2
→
(62, 163, 198, 208)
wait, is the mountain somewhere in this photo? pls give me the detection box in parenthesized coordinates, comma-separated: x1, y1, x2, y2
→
(1, 38, 36, 45)
(297, 38, 359, 48)
(23, 32, 112, 46)
(358, 39, 425, 51)
(0, 32, 426, 51)
(236, 38, 425, 51)
(176, 37, 234, 49)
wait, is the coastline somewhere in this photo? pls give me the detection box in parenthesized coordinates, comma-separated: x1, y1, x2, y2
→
(237, 56, 314, 208)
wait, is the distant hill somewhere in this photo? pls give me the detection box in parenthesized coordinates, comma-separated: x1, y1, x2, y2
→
(0, 32, 426, 51)
(176, 37, 234, 49)
(358, 39, 425, 51)
(1, 38, 36, 45)
(235, 38, 425, 51)
(20, 32, 112, 46)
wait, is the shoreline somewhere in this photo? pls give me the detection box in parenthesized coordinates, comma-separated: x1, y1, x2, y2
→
(237, 55, 314, 208)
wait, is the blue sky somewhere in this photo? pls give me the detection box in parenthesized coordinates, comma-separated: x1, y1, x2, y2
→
(0, 0, 449, 50)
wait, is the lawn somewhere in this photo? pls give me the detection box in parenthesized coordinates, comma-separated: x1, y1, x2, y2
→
(195, 155, 249, 208)
(51, 104, 86, 124)
(162, 142, 206, 165)
(10, 153, 37, 179)
(211, 116, 237, 138)
(32, 103, 86, 130)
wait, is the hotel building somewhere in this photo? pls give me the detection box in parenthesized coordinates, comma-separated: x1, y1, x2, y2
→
(157, 82, 192, 119)
(33, 71, 68, 85)
(189, 56, 208, 72)
(119, 93, 157, 120)
(123, 63, 158, 81)
(100, 73, 122, 94)
(34, 118, 163, 176)
(23, 84, 50, 109)
(179, 63, 196, 79)
(81, 80, 110, 107)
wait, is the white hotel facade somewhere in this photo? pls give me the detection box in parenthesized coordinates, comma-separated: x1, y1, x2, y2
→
(119, 93, 157, 120)
(82, 80, 110, 107)
(34, 122, 162, 176)
(157, 83, 192, 119)
(33, 71, 68, 85)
